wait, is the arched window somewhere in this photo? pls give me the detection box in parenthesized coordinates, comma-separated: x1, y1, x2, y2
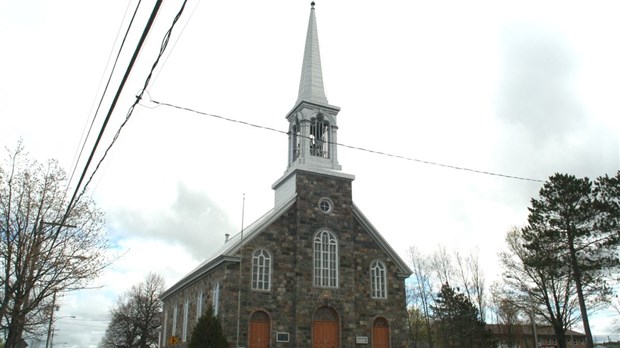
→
(252, 249, 272, 291)
(196, 291, 203, 322)
(310, 116, 329, 159)
(182, 299, 189, 342)
(314, 230, 338, 287)
(212, 282, 220, 316)
(370, 260, 387, 299)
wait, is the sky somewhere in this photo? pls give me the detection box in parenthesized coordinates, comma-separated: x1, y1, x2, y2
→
(1, 0, 619, 346)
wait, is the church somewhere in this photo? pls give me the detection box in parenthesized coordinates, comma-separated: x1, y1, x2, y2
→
(160, 3, 412, 347)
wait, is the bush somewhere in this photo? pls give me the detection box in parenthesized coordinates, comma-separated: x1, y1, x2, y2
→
(189, 305, 229, 348)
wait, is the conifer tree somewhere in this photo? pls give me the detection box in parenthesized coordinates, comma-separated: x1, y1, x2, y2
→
(431, 283, 494, 348)
(189, 305, 229, 348)
(522, 172, 620, 348)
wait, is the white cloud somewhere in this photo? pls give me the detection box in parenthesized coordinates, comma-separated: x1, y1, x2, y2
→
(5, 1, 620, 346)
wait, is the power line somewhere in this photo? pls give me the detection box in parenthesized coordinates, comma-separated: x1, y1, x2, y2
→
(67, 0, 144, 195)
(148, 98, 545, 183)
(57, 0, 164, 237)
(72, 0, 190, 207)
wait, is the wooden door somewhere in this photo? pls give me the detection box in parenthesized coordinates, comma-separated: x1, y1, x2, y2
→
(249, 311, 270, 348)
(313, 307, 339, 348)
(372, 317, 390, 348)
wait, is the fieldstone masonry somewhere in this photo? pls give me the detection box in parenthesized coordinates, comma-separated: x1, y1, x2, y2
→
(161, 171, 410, 347)
(161, 4, 411, 347)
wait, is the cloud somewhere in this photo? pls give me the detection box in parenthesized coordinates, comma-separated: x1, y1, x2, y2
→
(50, 237, 202, 348)
(498, 25, 583, 142)
(107, 182, 236, 260)
(495, 24, 619, 181)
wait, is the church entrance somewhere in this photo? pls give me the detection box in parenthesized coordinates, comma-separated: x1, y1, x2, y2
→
(372, 317, 390, 348)
(249, 310, 270, 348)
(313, 306, 339, 348)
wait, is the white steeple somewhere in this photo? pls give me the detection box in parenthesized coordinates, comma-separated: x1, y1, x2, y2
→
(272, 2, 354, 207)
(297, 2, 328, 106)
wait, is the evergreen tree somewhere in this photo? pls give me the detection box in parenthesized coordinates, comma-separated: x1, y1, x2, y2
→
(431, 283, 494, 348)
(523, 172, 620, 348)
(189, 305, 229, 348)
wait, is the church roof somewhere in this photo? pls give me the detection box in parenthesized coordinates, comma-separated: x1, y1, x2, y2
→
(160, 195, 297, 300)
(297, 2, 328, 106)
(161, 3, 412, 301)
(161, 194, 412, 300)
(352, 204, 413, 278)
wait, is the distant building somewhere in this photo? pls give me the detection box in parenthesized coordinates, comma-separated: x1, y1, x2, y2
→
(488, 324, 587, 348)
(159, 3, 412, 348)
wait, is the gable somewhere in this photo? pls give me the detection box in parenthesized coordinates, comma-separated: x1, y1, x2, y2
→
(352, 203, 412, 278)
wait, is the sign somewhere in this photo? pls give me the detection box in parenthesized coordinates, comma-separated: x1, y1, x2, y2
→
(276, 332, 290, 342)
(356, 336, 369, 344)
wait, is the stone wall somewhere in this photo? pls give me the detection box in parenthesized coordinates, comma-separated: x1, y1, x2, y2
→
(161, 170, 410, 347)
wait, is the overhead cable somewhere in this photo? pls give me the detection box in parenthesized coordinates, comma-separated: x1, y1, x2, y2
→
(71, 0, 190, 207)
(148, 98, 545, 183)
(67, 0, 144, 195)
(57, 0, 165, 238)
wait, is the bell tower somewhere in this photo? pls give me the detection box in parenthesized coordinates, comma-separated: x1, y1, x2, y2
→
(287, 1, 341, 172)
(273, 2, 354, 206)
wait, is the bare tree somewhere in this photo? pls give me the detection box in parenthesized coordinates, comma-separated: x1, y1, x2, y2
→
(407, 246, 436, 348)
(522, 173, 620, 348)
(500, 227, 580, 348)
(0, 142, 108, 346)
(431, 246, 454, 286)
(101, 273, 164, 348)
(489, 281, 529, 348)
(455, 249, 487, 321)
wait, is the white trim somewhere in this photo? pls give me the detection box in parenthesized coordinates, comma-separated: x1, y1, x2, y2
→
(213, 282, 220, 316)
(370, 260, 387, 299)
(352, 205, 413, 277)
(313, 229, 339, 288)
(172, 305, 177, 336)
(196, 291, 203, 322)
(252, 249, 272, 291)
(182, 299, 189, 341)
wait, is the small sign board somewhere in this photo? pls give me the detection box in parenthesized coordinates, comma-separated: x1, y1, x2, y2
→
(356, 336, 369, 344)
(276, 332, 290, 342)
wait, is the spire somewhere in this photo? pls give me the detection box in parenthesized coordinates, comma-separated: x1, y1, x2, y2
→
(273, 2, 352, 207)
(297, 2, 328, 105)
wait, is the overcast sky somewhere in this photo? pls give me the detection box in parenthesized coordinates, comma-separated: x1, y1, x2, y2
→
(1, 0, 619, 346)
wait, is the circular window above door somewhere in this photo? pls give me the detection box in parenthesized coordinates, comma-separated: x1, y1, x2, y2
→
(318, 197, 333, 214)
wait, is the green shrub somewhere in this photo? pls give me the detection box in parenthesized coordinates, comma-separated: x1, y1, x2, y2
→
(189, 305, 229, 348)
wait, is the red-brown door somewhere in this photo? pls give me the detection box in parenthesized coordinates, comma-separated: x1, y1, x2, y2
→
(249, 311, 270, 348)
(372, 317, 390, 348)
(313, 307, 339, 348)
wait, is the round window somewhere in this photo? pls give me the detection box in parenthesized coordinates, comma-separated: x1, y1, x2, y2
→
(318, 197, 333, 214)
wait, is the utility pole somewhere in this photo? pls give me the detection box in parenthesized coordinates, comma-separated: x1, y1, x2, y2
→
(42, 221, 76, 348)
(45, 290, 57, 348)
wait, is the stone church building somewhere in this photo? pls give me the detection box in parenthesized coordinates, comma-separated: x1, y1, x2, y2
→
(160, 3, 412, 348)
